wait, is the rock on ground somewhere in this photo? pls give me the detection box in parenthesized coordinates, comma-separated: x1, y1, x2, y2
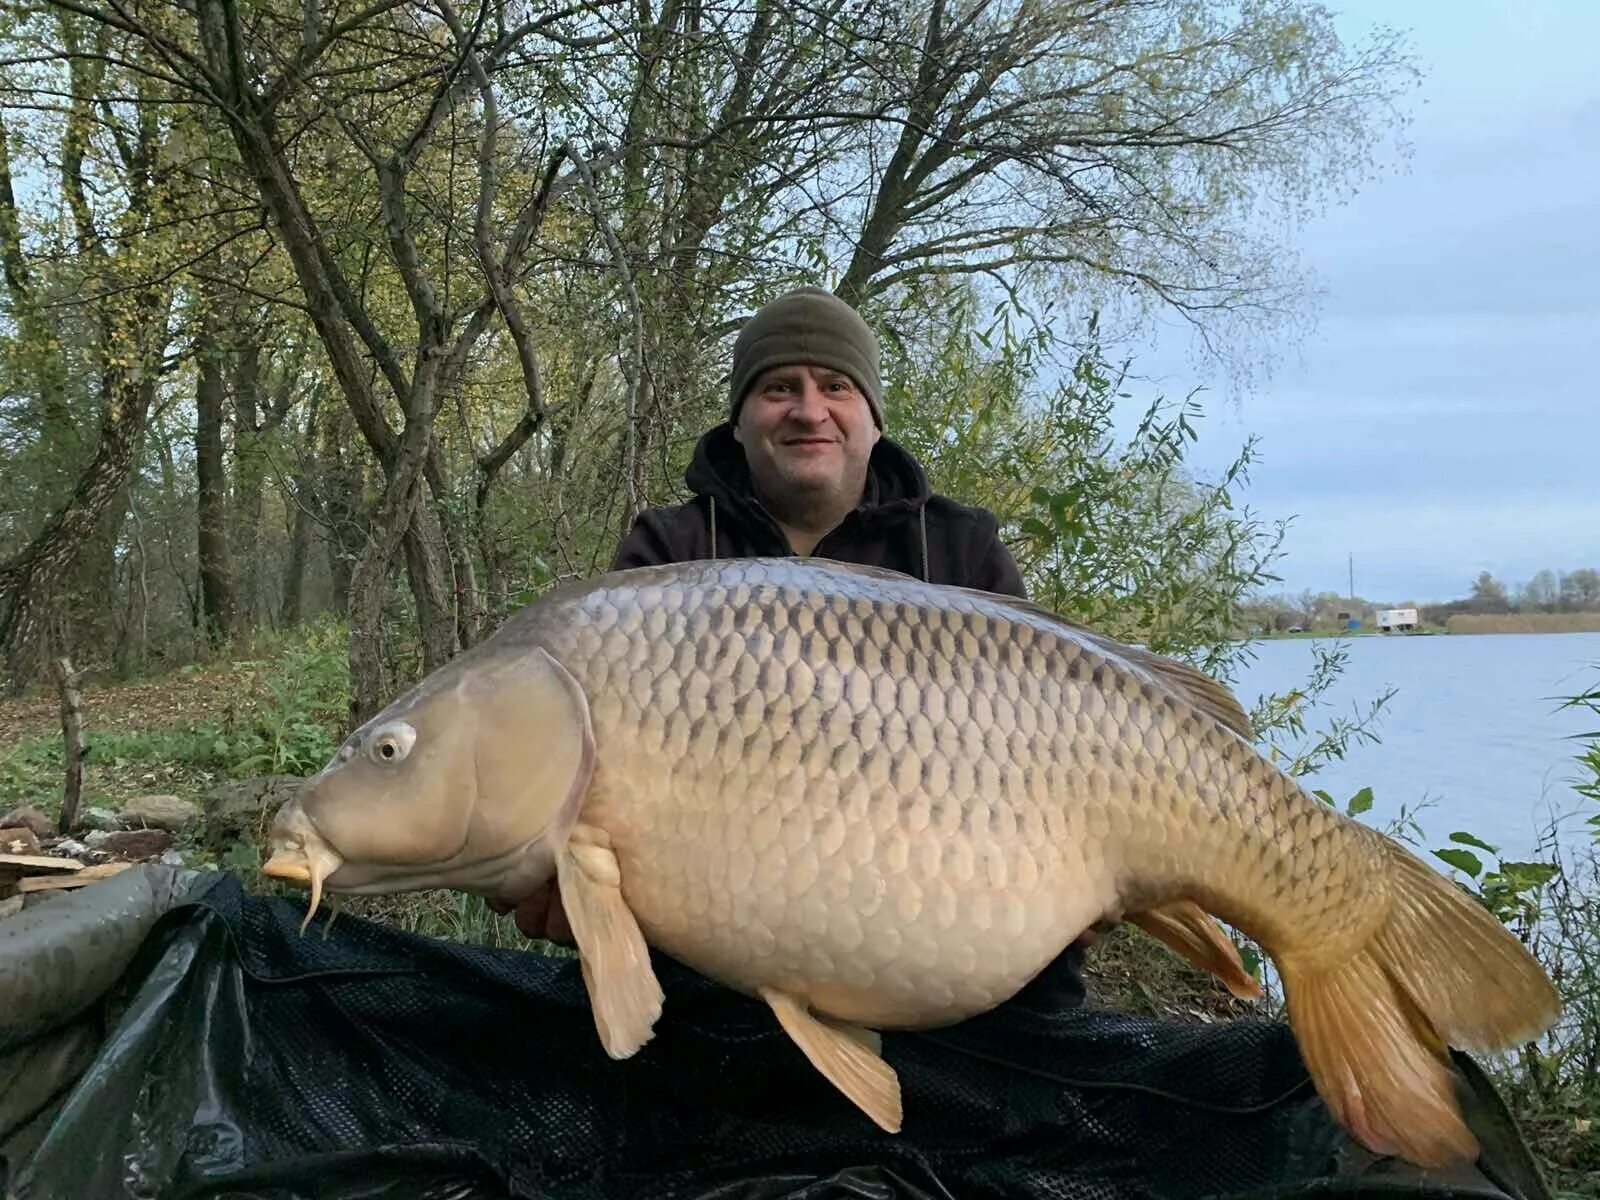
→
(119, 794, 200, 832)
(1, 826, 42, 855)
(84, 829, 174, 859)
(0, 806, 54, 839)
(199, 776, 304, 852)
(79, 806, 124, 832)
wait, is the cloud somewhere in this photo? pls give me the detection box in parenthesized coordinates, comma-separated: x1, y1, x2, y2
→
(1113, 2, 1600, 599)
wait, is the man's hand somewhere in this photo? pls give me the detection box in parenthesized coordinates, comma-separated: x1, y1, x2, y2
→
(487, 879, 573, 945)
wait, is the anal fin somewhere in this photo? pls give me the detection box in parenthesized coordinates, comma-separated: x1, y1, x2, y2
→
(1127, 900, 1263, 1000)
(759, 986, 901, 1133)
(556, 823, 664, 1059)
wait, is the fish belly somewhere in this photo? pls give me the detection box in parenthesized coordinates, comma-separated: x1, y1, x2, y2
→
(588, 762, 1112, 1028)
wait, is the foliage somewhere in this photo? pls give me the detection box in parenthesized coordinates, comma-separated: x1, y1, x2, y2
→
(1245, 639, 1396, 779)
(209, 617, 350, 777)
(1431, 829, 1562, 935)
(1488, 833, 1600, 1195)
(0, 0, 1421, 704)
(884, 293, 1289, 681)
(1420, 667, 1600, 1197)
(1559, 669, 1600, 820)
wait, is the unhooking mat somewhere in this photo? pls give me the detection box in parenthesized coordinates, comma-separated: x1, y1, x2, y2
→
(0, 866, 1556, 1200)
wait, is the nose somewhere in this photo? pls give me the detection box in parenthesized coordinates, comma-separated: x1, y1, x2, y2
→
(786, 377, 829, 424)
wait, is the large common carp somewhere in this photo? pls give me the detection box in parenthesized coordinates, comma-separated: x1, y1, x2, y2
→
(261, 558, 1558, 1168)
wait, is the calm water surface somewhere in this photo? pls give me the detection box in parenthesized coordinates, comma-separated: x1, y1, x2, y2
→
(1226, 632, 1600, 862)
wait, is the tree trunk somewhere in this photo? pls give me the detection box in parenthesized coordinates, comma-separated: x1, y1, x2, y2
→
(320, 407, 365, 618)
(59, 493, 129, 669)
(195, 306, 236, 647)
(282, 493, 315, 627)
(53, 656, 86, 834)
(280, 387, 321, 627)
(401, 512, 455, 673)
(348, 420, 433, 726)
(197, 44, 450, 701)
(229, 338, 267, 628)
(116, 498, 151, 671)
(425, 452, 479, 649)
(1, 286, 168, 690)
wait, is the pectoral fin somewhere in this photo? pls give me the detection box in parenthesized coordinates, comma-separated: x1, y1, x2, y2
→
(556, 823, 664, 1059)
(759, 986, 901, 1133)
(1128, 900, 1263, 1000)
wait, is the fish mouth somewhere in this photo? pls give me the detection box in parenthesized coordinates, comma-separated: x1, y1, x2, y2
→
(262, 803, 345, 933)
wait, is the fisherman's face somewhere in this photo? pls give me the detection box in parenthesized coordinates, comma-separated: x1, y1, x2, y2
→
(734, 364, 881, 514)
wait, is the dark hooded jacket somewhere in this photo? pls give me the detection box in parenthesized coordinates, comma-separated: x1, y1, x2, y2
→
(613, 423, 1027, 597)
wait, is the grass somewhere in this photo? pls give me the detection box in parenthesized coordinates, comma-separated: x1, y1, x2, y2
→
(1079, 924, 1269, 1021)
(302, 889, 570, 955)
(0, 728, 225, 825)
(1484, 671, 1600, 1198)
(0, 617, 349, 815)
(0, 618, 549, 947)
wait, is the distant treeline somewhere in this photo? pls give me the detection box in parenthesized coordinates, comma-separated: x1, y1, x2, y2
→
(1239, 566, 1600, 634)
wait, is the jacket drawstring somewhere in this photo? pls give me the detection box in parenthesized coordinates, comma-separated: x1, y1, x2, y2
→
(919, 501, 929, 582)
(709, 495, 718, 560)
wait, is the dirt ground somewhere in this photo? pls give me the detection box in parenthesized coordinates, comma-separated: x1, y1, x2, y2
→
(0, 661, 268, 753)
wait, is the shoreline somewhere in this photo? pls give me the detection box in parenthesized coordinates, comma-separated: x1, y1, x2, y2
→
(1250, 620, 1600, 641)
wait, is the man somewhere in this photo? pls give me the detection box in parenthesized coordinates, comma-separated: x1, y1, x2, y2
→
(496, 286, 1088, 1009)
(610, 285, 1027, 595)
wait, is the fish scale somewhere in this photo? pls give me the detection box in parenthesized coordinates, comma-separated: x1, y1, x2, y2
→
(262, 556, 1561, 1166)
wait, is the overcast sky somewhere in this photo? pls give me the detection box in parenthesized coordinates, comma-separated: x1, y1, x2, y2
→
(1115, 0, 1599, 605)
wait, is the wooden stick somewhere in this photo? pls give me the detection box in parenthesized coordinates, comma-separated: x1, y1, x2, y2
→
(52, 655, 86, 836)
(0, 853, 86, 873)
(17, 862, 132, 892)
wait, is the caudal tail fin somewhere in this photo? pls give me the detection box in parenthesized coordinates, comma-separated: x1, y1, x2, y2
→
(1277, 842, 1560, 1168)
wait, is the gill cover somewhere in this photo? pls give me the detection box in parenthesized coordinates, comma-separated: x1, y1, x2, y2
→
(292, 645, 595, 873)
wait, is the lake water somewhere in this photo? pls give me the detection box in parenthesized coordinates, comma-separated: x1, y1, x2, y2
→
(1226, 632, 1600, 863)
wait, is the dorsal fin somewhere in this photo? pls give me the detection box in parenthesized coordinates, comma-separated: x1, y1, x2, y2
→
(1108, 638, 1254, 741)
(1003, 597, 1254, 741)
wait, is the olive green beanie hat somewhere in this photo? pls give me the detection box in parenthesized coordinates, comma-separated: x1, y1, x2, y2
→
(728, 286, 884, 427)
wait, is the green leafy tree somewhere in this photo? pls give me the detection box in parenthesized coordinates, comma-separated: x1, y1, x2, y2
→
(882, 287, 1285, 679)
(1468, 570, 1510, 614)
(0, 11, 193, 689)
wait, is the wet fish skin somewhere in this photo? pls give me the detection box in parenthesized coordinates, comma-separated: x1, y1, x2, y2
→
(262, 558, 1560, 1168)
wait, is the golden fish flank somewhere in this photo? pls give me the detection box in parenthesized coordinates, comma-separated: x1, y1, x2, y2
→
(261, 557, 1560, 1168)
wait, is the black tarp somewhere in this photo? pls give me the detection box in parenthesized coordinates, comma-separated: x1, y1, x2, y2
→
(0, 867, 1555, 1200)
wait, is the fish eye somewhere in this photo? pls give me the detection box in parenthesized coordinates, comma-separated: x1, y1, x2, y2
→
(367, 722, 416, 765)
